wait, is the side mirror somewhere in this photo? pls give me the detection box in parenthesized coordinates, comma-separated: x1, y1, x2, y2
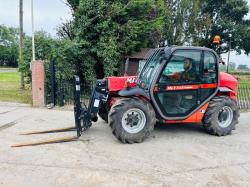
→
(164, 47, 172, 59)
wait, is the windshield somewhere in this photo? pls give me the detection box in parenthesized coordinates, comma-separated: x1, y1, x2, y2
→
(139, 49, 163, 89)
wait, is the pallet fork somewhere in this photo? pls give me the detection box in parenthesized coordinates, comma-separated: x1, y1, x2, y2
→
(11, 75, 106, 147)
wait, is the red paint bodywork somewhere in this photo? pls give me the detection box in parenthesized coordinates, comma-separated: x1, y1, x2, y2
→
(218, 72, 238, 100)
(165, 103, 209, 124)
(107, 76, 137, 92)
(105, 72, 238, 123)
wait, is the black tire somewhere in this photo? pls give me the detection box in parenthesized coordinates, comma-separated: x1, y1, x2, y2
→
(203, 96, 240, 136)
(98, 102, 109, 123)
(109, 97, 156, 143)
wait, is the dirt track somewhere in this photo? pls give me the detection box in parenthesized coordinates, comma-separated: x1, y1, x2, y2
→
(1, 102, 250, 187)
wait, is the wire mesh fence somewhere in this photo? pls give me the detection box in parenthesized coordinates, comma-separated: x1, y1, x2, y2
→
(237, 83, 250, 110)
(230, 72, 250, 110)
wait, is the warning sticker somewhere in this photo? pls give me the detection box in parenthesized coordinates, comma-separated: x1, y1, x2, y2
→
(94, 99, 100, 107)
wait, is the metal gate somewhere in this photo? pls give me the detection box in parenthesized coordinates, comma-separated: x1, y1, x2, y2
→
(45, 60, 94, 107)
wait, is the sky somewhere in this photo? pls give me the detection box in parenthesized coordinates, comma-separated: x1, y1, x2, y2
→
(0, 0, 249, 67)
(0, 0, 72, 36)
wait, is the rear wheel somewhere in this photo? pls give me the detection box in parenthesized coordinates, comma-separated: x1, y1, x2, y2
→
(203, 96, 239, 136)
(109, 98, 156, 143)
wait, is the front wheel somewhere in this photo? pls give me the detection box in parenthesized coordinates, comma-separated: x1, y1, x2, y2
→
(98, 102, 109, 123)
(109, 98, 156, 143)
(203, 96, 239, 136)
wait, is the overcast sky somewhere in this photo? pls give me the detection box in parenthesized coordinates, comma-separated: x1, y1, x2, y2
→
(0, 0, 71, 36)
(0, 0, 249, 66)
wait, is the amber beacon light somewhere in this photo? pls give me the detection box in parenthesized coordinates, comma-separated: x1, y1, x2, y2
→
(213, 35, 221, 44)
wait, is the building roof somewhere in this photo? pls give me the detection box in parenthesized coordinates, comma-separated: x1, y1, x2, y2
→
(127, 48, 155, 60)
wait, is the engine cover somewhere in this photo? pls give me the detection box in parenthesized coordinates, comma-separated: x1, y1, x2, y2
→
(107, 76, 137, 92)
(219, 72, 238, 94)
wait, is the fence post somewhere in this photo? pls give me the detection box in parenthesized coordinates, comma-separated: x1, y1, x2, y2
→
(58, 77, 65, 107)
(50, 60, 56, 106)
(31, 60, 45, 107)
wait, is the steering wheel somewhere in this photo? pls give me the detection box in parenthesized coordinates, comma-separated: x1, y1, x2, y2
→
(170, 72, 182, 82)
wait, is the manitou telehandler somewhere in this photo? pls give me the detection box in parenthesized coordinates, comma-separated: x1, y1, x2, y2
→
(73, 46, 239, 144)
(12, 46, 239, 147)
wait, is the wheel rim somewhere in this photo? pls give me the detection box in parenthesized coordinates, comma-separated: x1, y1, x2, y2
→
(121, 108, 146, 134)
(218, 106, 233, 128)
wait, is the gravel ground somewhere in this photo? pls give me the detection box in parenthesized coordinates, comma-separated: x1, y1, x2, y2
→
(0, 103, 250, 187)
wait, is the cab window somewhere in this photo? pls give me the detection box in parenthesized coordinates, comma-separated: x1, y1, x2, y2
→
(159, 50, 201, 84)
(200, 51, 218, 102)
(202, 52, 217, 83)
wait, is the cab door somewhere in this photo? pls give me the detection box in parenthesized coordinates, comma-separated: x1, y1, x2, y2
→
(200, 51, 218, 102)
(153, 49, 202, 119)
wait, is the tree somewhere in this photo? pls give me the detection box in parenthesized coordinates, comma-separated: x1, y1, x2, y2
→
(159, 0, 250, 54)
(162, 0, 203, 45)
(0, 25, 19, 67)
(57, 0, 250, 82)
(198, 0, 250, 54)
(59, 0, 157, 81)
(21, 31, 76, 83)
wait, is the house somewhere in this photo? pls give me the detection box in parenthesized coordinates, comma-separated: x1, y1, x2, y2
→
(123, 48, 154, 76)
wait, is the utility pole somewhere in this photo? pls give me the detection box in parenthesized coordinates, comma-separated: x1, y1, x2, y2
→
(227, 34, 232, 73)
(31, 0, 35, 61)
(19, 0, 24, 89)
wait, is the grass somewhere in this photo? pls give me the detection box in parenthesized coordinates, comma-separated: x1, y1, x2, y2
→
(0, 70, 32, 104)
(238, 75, 250, 83)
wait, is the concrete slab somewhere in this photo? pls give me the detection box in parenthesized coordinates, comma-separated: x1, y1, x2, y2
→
(0, 105, 250, 186)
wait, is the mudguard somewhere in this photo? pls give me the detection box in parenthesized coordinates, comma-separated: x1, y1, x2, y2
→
(218, 86, 237, 100)
(118, 87, 149, 99)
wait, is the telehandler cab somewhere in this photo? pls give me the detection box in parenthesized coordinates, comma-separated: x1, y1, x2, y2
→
(74, 46, 239, 143)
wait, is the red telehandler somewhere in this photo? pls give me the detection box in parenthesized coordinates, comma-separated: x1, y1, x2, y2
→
(12, 46, 239, 147)
(73, 46, 239, 143)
